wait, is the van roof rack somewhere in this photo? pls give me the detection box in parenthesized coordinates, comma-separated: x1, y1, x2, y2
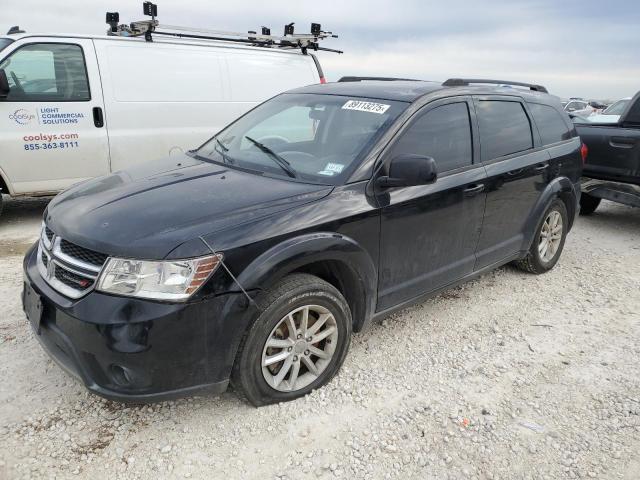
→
(105, 2, 342, 55)
(338, 76, 420, 82)
(442, 78, 548, 93)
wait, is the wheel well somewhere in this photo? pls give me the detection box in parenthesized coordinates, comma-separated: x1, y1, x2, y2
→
(558, 190, 576, 229)
(292, 260, 367, 332)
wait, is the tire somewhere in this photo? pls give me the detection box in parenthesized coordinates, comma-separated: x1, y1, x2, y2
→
(0, 194, 3, 219)
(231, 273, 352, 407)
(579, 193, 601, 215)
(515, 199, 568, 274)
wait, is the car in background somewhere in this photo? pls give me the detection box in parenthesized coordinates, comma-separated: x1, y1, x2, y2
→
(563, 99, 594, 117)
(588, 97, 631, 124)
(573, 92, 640, 214)
(588, 100, 608, 115)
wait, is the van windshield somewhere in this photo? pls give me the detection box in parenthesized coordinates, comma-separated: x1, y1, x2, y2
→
(197, 93, 408, 185)
(0, 38, 12, 52)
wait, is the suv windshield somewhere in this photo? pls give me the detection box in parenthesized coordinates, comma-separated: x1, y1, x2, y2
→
(0, 38, 12, 52)
(603, 99, 629, 115)
(197, 93, 407, 184)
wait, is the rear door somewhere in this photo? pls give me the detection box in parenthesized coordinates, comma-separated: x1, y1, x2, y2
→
(0, 38, 109, 195)
(377, 97, 487, 311)
(473, 96, 550, 269)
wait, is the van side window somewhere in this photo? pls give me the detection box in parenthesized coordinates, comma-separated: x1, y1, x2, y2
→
(390, 102, 473, 172)
(0, 43, 90, 102)
(476, 100, 532, 161)
(528, 103, 572, 145)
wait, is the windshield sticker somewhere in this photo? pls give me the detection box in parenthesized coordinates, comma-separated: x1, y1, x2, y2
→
(324, 163, 344, 173)
(342, 100, 390, 114)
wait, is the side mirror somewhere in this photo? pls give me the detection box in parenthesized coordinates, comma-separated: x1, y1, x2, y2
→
(0, 69, 9, 99)
(376, 154, 437, 188)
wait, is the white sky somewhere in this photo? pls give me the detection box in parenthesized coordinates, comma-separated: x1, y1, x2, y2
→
(3, 0, 638, 100)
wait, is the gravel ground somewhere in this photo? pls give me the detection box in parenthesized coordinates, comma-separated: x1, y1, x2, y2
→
(0, 196, 639, 480)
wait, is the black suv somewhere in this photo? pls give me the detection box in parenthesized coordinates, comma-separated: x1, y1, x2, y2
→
(23, 78, 583, 406)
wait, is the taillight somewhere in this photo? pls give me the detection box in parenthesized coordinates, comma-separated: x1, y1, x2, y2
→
(580, 143, 588, 164)
(319, 76, 327, 84)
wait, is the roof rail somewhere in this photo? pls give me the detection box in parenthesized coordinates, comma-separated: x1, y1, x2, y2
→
(105, 2, 342, 55)
(338, 76, 420, 82)
(442, 78, 548, 93)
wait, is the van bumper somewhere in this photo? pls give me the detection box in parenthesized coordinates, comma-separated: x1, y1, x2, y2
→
(22, 244, 248, 403)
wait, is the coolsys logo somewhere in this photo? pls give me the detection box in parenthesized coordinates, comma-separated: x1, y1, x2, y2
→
(9, 109, 36, 125)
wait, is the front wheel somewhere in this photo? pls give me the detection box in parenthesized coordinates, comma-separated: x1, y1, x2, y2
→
(514, 199, 568, 274)
(232, 273, 352, 406)
(579, 193, 601, 215)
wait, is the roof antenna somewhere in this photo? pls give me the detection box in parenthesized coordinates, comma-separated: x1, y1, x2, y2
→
(7, 26, 25, 35)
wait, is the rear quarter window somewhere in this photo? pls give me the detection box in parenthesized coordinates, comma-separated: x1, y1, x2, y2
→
(528, 103, 572, 145)
(475, 100, 533, 161)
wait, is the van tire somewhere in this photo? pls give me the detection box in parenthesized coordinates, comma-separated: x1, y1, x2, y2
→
(579, 193, 601, 215)
(231, 273, 352, 407)
(515, 199, 568, 274)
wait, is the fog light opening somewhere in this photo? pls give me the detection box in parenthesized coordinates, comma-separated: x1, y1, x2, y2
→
(109, 364, 133, 387)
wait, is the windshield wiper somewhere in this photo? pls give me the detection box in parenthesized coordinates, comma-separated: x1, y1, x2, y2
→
(244, 136, 297, 178)
(213, 138, 235, 164)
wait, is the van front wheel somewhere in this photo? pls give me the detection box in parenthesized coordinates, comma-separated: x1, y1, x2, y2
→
(232, 273, 352, 407)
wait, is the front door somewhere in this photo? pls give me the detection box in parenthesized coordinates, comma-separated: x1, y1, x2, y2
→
(0, 38, 109, 195)
(376, 98, 487, 311)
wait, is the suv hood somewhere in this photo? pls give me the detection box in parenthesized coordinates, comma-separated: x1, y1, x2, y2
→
(46, 154, 332, 259)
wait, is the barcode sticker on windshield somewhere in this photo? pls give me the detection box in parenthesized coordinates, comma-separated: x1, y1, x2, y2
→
(342, 100, 390, 114)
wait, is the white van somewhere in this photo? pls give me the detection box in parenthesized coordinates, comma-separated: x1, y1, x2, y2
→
(0, 31, 325, 212)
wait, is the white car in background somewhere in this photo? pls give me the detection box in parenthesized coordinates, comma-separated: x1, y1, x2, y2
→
(588, 97, 631, 123)
(562, 99, 594, 117)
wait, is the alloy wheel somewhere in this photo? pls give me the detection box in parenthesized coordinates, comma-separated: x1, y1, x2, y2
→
(261, 304, 339, 392)
(538, 210, 563, 262)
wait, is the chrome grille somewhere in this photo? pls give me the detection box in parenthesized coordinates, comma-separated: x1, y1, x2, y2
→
(37, 224, 108, 299)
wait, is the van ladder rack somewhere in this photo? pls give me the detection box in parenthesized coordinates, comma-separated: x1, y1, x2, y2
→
(106, 2, 342, 55)
(443, 78, 548, 93)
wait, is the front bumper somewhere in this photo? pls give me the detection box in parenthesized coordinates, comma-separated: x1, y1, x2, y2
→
(22, 244, 251, 402)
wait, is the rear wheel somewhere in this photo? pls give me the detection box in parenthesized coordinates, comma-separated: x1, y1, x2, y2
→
(515, 199, 568, 274)
(232, 273, 352, 406)
(579, 193, 601, 215)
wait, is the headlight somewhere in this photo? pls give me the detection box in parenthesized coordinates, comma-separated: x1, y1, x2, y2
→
(96, 254, 223, 301)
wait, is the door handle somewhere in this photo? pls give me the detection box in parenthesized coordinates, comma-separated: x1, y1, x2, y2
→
(506, 168, 525, 176)
(464, 184, 485, 197)
(534, 163, 549, 172)
(92, 107, 104, 128)
(610, 137, 636, 148)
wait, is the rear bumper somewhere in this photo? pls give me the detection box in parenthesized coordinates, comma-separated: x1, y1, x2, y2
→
(581, 177, 640, 208)
(22, 244, 250, 403)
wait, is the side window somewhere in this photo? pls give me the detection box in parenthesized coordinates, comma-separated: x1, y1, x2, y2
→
(475, 100, 533, 161)
(0, 43, 90, 101)
(528, 103, 572, 145)
(390, 102, 473, 173)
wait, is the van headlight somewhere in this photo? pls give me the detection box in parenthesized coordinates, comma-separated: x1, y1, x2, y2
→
(96, 254, 223, 301)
